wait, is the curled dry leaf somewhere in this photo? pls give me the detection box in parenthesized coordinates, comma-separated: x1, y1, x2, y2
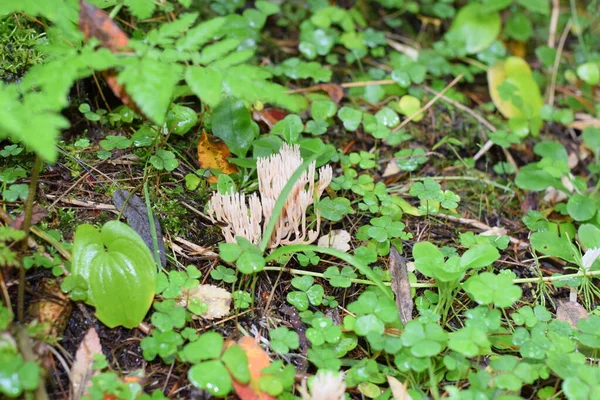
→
(71, 327, 102, 400)
(28, 279, 72, 340)
(556, 300, 588, 329)
(387, 375, 412, 400)
(79, 1, 143, 115)
(177, 284, 231, 320)
(389, 247, 413, 324)
(252, 108, 287, 129)
(228, 336, 274, 400)
(197, 131, 238, 184)
(79, 0, 129, 51)
(319, 83, 344, 104)
(382, 160, 401, 178)
(317, 229, 351, 252)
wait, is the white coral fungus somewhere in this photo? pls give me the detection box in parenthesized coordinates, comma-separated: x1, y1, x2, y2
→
(298, 370, 346, 400)
(208, 144, 332, 248)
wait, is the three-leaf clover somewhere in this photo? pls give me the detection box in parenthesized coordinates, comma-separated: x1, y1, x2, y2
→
(286, 276, 323, 311)
(150, 149, 179, 171)
(463, 271, 522, 308)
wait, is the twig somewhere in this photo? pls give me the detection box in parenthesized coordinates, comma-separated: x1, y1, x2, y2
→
(393, 74, 464, 132)
(548, 0, 560, 47)
(548, 19, 572, 106)
(435, 213, 528, 249)
(45, 195, 118, 212)
(18, 155, 42, 321)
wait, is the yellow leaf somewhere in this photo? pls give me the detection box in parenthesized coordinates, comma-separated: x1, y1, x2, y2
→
(197, 131, 238, 184)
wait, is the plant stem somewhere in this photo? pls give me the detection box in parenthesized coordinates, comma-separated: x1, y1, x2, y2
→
(428, 358, 441, 400)
(18, 155, 42, 321)
(265, 244, 393, 299)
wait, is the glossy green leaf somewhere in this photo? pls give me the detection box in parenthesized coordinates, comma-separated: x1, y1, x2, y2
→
(72, 221, 157, 328)
(188, 360, 232, 397)
(447, 3, 501, 54)
(212, 97, 258, 157)
(166, 104, 198, 135)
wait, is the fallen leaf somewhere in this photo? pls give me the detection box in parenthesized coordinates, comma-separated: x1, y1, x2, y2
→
(487, 57, 543, 119)
(319, 83, 344, 104)
(11, 204, 47, 230)
(382, 160, 401, 178)
(389, 247, 413, 324)
(387, 375, 412, 400)
(197, 131, 238, 184)
(79, 0, 129, 52)
(568, 113, 600, 130)
(28, 279, 72, 340)
(480, 226, 507, 237)
(112, 189, 166, 267)
(252, 108, 287, 129)
(71, 327, 102, 400)
(229, 336, 274, 400)
(317, 229, 351, 252)
(177, 284, 231, 320)
(103, 71, 143, 116)
(556, 300, 588, 329)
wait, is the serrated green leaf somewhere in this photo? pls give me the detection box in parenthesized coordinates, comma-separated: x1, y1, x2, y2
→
(185, 66, 223, 107)
(124, 0, 155, 19)
(176, 17, 226, 51)
(118, 58, 182, 125)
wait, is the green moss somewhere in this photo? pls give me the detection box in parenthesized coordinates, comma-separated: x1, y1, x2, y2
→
(0, 15, 47, 82)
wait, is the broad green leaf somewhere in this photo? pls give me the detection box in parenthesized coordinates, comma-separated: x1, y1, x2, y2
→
(221, 345, 250, 383)
(447, 3, 501, 54)
(398, 95, 423, 122)
(165, 104, 197, 135)
(337, 106, 362, 131)
(185, 66, 223, 107)
(413, 241, 444, 278)
(188, 360, 232, 397)
(488, 57, 543, 120)
(180, 331, 224, 363)
(72, 221, 157, 328)
(271, 115, 303, 143)
(567, 194, 596, 222)
(118, 58, 182, 125)
(211, 98, 258, 157)
(578, 224, 600, 249)
(577, 62, 600, 85)
(460, 244, 500, 270)
(463, 272, 522, 307)
(531, 231, 577, 263)
(515, 164, 560, 191)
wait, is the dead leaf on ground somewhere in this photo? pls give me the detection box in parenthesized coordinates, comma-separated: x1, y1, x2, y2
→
(382, 160, 401, 178)
(556, 300, 588, 329)
(177, 284, 231, 320)
(197, 131, 238, 184)
(71, 327, 103, 400)
(252, 108, 287, 129)
(389, 247, 413, 324)
(11, 204, 47, 230)
(319, 83, 344, 103)
(317, 229, 351, 252)
(480, 226, 507, 237)
(568, 113, 600, 130)
(28, 279, 72, 340)
(387, 375, 413, 400)
(228, 336, 274, 400)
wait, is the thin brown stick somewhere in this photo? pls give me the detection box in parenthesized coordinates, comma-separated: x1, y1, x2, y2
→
(18, 155, 42, 321)
(548, 19, 572, 106)
(393, 73, 464, 132)
(436, 213, 528, 249)
(548, 0, 560, 48)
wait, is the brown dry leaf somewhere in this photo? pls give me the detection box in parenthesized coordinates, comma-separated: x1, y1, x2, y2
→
(11, 204, 47, 230)
(319, 83, 344, 103)
(389, 247, 413, 324)
(317, 229, 351, 252)
(568, 113, 600, 130)
(230, 336, 275, 400)
(79, 0, 129, 51)
(103, 71, 143, 115)
(382, 160, 401, 178)
(28, 279, 72, 340)
(197, 131, 238, 184)
(556, 300, 588, 329)
(71, 327, 102, 400)
(252, 108, 287, 129)
(387, 375, 412, 400)
(177, 284, 231, 320)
